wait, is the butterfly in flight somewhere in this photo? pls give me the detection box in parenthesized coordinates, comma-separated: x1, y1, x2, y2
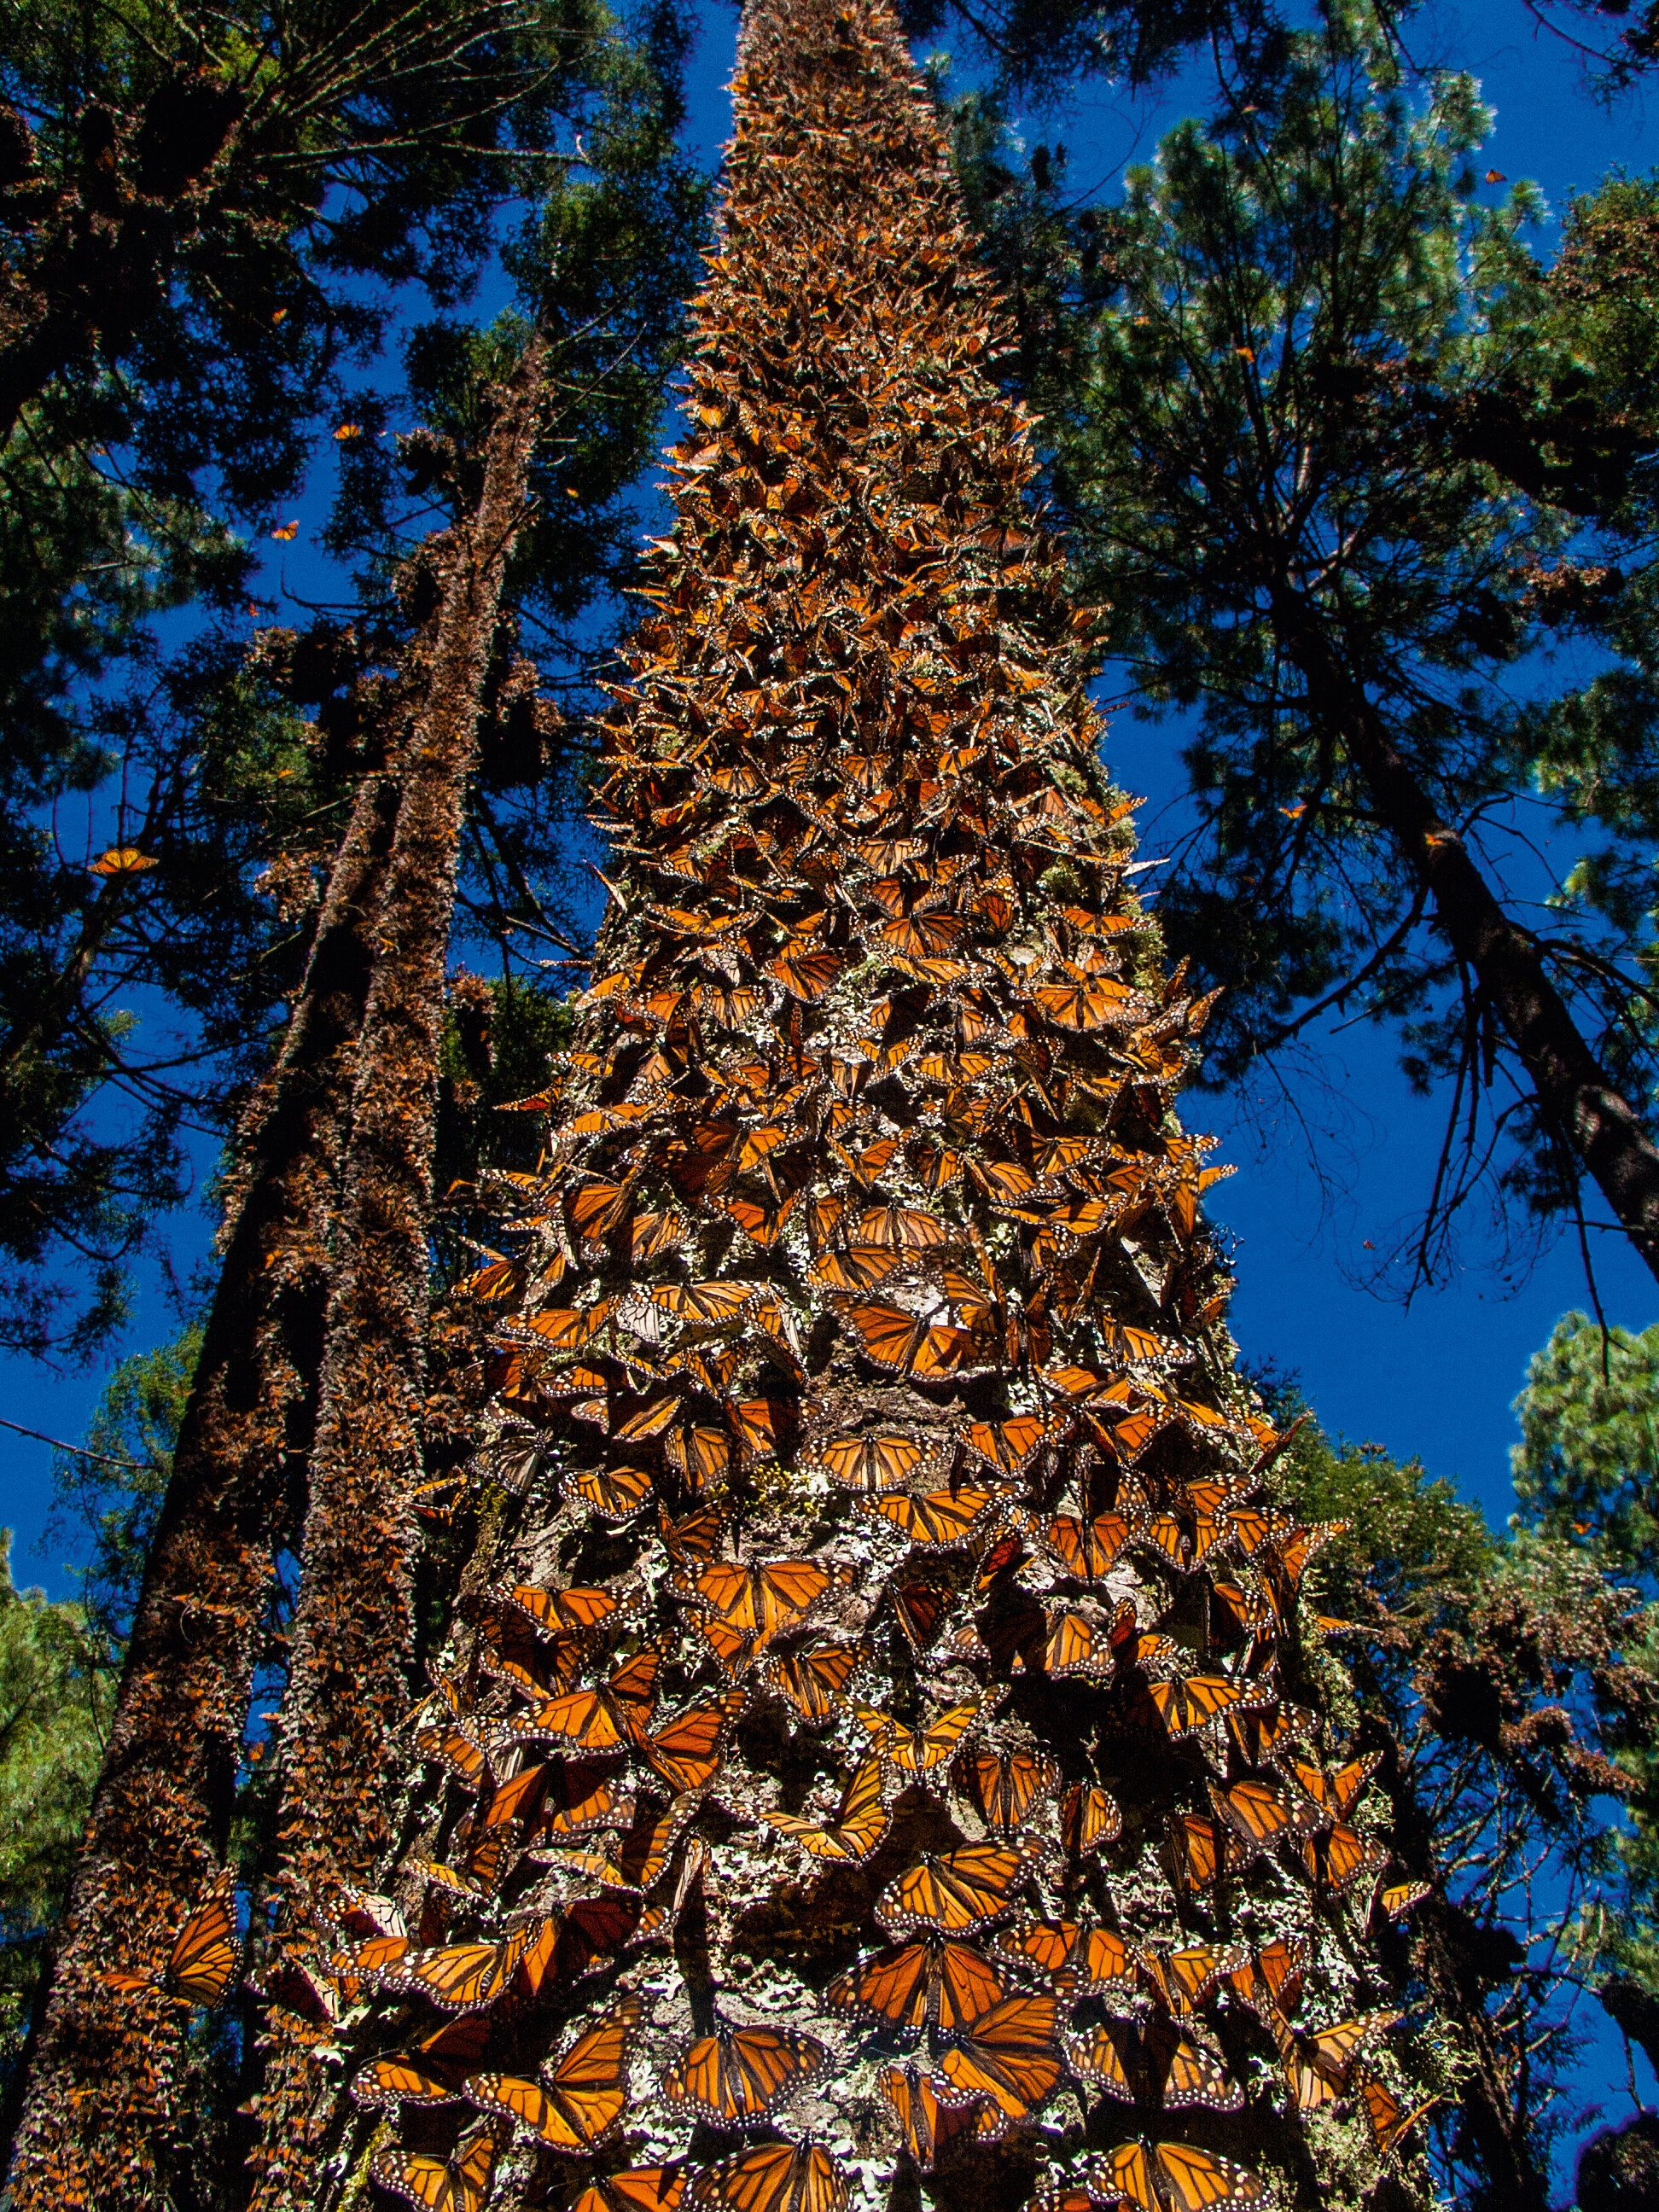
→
(661, 2020, 828, 2123)
(465, 1995, 641, 2150)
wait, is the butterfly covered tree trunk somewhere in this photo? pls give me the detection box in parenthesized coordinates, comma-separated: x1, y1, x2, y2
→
(267, 5, 1444, 2210)
(4, 724, 404, 2210)
(239, 339, 547, 2209)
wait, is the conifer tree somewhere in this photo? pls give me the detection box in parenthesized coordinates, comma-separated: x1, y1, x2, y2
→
(234, 2, 1449, 2208)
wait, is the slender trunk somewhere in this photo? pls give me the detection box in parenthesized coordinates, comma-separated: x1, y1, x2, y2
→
(3, 760, 399, 2207)
(241, 339, 543, 2209)
(1289, 614, 1659, 1283)
(254, 9, 1439, 2211)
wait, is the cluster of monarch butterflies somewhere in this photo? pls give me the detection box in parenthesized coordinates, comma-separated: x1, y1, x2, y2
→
(289, 0, 1441, 2204)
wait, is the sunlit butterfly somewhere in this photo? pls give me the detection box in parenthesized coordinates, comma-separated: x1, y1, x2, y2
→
(1066, 2017, 1241, 2112)
(661, 2020, 828, 2122)
(385, 1914, 557, 2013)
(1224, 1935, 1308, 2022)
(104, 1867, 240, 2007)
(660, 1503, 726, 1562)
(1375, 1879, 1431, 1923)
(544, 1796, 687, 1893)
(939, 1989, 1062, 2122)
(570, 1462, 655, 1519)
(865, 1487, 997, 1549)
(686, 2139, 849, 2212)
(763, 1755, 888, 1862)
(674, 1558, 852, 1658)
(537, 1758, 632, 1842)
(497, 1648, 661, 1755)
(636, 1690, 742, 1793)
(856, 1697, 982, 1774)
(1278, 1750, 1381, 1825)
(1042, 1607, 1112, 1679)
(1225, 1702, 1313, 1765)
(879, 2063, 998, 2169)
(812, 1245, 905, 1291)
(1046, 1511, 1136, 1583)
(814, 1433, 931, 1493)
(571, 2167, 687, 2212)
(890, 1578, 952, 1655)
(1062, 1784, 1122, 1855)
(994, 1918, 1136, 1996)
(1137, 1943, 1239, 2017)
(956, 1746, 1057, 1836)
(350, 2054, 468, 2110)
(1140, 1673, 1246, 1738)
(858, 1202, 953, 1248)
(876, 1843, 1039, 1939)
(497, 1583, 628, 1643)
(965, 1414, 1050, 1478)
(1299, 1820, 1389, 1896)
(416, 1716, 492, 1792)
(466, 1995, 641, 2149)
(370, 2124, 496, 2212)
(1270, 2010, 1399, 2113)
(829, 1936, 1009, 2034)
(1089, 2139, 1266, 2212)
(1355, 2069, 1439, 2156)
(1209, 1780, 1317, 1860)
(763, 1639, 869, 1725)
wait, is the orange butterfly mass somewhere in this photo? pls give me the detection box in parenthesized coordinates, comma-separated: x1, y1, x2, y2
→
(130, 0, 1433, 2205)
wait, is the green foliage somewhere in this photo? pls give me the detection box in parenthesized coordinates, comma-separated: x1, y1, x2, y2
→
(957, 0, 1659, 1283)
(0, 1534, 115, 2104)
(1513, 1311, 1659, 1585)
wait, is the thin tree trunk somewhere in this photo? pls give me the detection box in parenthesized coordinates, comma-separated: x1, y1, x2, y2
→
(1289, 616, 1659, 1283)
(252, 7, 1442, 2210)
(3, 760, 399, 2207)
(241, 338, 543, 2209)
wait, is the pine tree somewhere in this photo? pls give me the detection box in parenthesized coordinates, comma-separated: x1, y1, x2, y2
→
(3, 341, 545, 2210)
(231, 1, 1450, 2208)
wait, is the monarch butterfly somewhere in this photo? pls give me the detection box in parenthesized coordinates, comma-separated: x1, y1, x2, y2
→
(1141, 1673, 1246, 1738)
(385, 1914, 556, 2013)
(1300, 1821, 1390, 1896)
(763, 1755, 888, 1861)
(1354, 2069, 1438, 2155)
(956, 1746, 1057, 1835)
(497, 1647, 661, 1755)
(416, 1718, 492, 1791)
(647, 1280, 762, 1331)
(572, 2167, 687, 2212)
(1137, 1944, 1239, 2018)
(104, 1867, 240, 2008)
(1062, 1784, 1122, 1855)
(636, 1690, 742, 1793)
(828, 1936, 1008, 2034)
(467, 1996, 641, 2150)
(813, 1432, 931, 1493)
(1104, 2140, 1267, 2212)
(1272, 2010, 1398, 2112)
(662, 2020, 828, 2122)
(890, 1578, 952, 1655)
(763, 1639, 869, 1725)
(865, 1486, 996, 1549)
(1043, 1607, 1111, 1679)
(498, 1583, 629, 1643)
(1046, 1511, 1135, 1582)
(995, 1918, 1136, 1996)
(1225, 1935, 1308, 2022)
(1279, 1750, 1381, 1825)
(1066, 2018, 1240, 2112)
(570, 1463, 655, 1519)
(726, 1399, 783, 1464)
(1031, 980, 1138, 1032)
(90, 844, 159, 877)
(349, 2054, 466, 2110)
(535, 1759, 632, 1842)
(965, 1413, 1050, 1477)
(1374, 1879, 1431, 1923)
(856, 1697, 982, 1773)
(939, 1989, 1062, 2120)
(836, 1299, 975, 1379)
(876, 1842, 1039, 1939)
(1169, 1813, 1233, 1895)
(522, 1299, 617, 1349)
(544, 1796, 686, 1892)
(858, 1202, 953, 1248)
(550, 1890, 657, 1982)
(768, 944, 845, 1000)
(674, 1557, 851, 1654)
(660, 1503, 727, 1562)
(879, 2063, 998, 2168)
(570, 1177, 635, 1242)
(370, 2124, 497, 2212)
(1140, 1492, 1227, 1575)
(666, 1413, 739, 1487)
(687, 2139, 849, 2212)
(1209, 1780, 1315, 1860)
(1225, 1701, 1313, 1766)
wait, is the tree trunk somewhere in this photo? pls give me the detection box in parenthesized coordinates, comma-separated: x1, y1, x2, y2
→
(247, 6, 1443, 2210)
(3, 755, 399, 2207)
(240, 338, 544, 2209)
(1288, 613, 1659, 1284)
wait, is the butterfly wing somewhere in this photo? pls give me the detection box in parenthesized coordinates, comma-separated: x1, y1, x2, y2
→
(1150, 2144, 1265, 2212)
(690, 2143, 849, 2212)
(940, 1992, 1062, 2120)
(167, 1869, 239, 2005)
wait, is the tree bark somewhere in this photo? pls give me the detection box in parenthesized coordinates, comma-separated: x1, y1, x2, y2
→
(1288, 614, 1659, 1284)
(3, 757, 399, 2207)
(241, 338, 543, 2210)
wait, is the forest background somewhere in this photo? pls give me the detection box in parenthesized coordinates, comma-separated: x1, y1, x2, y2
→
(7, 0, 1659, 2197)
